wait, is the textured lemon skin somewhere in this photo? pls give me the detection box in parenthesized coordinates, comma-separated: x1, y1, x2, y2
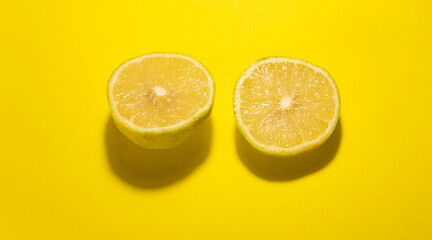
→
(233, 57, 340, 156)
(110, 102, 213, 149)
(107, 53, 215, 149)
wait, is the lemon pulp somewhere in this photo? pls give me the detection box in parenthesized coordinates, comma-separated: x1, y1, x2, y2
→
(234, 57, 340, 155)
(108, 53, 214, 148)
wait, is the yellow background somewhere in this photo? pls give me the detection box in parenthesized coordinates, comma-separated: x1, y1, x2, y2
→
(1, 0, 432, 239)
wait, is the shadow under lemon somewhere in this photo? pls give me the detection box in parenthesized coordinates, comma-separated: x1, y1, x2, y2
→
(236, 120, 342, 181)
(105, 116, 212, 189)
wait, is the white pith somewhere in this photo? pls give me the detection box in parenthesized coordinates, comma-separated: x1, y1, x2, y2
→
(153, 86, 167, 97)
(280, 96, 293, 109)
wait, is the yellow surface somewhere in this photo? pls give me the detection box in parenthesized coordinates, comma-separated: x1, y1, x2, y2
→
(1, 0, 431, 239)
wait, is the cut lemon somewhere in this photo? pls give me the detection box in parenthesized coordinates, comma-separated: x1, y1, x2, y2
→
(107, 53, 214, 149)
(234, 57, 340, 156)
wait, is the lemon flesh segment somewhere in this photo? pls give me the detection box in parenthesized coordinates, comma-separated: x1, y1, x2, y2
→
(234, 57, 340, 155)
(108, 53, 214, 149)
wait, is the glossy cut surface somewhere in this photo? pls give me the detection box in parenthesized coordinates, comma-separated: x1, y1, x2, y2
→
(111, 54, 210, 128)
(236, 58, 338, 152)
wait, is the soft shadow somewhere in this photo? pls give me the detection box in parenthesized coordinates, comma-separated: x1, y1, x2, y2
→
(236, 120, 342, 181)
(105, 117, 212, 189)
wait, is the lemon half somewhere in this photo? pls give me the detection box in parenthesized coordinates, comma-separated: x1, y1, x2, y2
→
(108, 53, 215, 149)
(234, 57, 340, 156)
